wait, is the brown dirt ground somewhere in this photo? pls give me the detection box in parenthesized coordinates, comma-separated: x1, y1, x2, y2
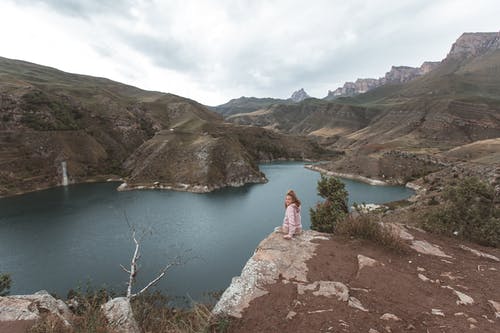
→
(228, 231, 500, 333)
(0, 319, 36, 333)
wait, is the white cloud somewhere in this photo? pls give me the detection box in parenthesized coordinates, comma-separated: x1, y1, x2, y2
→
(1, 0, 499, 105)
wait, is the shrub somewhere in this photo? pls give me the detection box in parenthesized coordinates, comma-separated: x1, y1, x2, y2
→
(28, 287, 112, 333)
(427, 196, 439, 205)
(336, 214, 408, 253)
(384, 199, 412, 210)
(422, 177, 500, 247)
(131, 291, 230, 333)
(310, 175, 349, 233)
(27, 288, 230, 333)
(0, 273, 11, 296)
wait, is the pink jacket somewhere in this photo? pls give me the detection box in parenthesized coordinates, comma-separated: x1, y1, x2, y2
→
(283, 203, 302, 236)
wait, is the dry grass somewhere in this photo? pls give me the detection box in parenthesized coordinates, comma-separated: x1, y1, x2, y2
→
(27, 290, 230, 333)
(336, 214, 409, 253)
(132, 292, 230, 333)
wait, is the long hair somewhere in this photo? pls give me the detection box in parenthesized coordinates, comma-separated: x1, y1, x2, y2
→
(285, 189, 301, 208)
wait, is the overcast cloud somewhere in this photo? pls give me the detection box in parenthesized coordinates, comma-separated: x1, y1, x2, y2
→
(1, 0, 499, 105)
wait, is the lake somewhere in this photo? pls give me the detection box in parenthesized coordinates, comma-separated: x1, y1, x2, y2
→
(0, 162, 413, 304)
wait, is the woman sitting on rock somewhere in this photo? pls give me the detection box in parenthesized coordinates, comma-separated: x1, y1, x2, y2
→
(281, 190, 302, 240)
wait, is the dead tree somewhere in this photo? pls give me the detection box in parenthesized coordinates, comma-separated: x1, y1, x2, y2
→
(120, 230, 180, 300)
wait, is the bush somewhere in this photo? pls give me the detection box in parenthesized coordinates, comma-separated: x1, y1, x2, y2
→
(0, 273, 11, 296)
(132, 291, 230, 333)
(310, 175, 349, 233)
(28, 287, 112, 333)
(422, 177, 500, 247)
(427, 196, 439, 206)
(336, 214, 408, 253)
(29, 288, 229, 333)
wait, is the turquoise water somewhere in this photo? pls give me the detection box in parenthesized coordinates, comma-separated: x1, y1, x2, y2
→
(0, 162, 413, 303)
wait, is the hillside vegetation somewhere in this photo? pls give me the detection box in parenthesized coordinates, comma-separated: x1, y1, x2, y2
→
(0, 57, 328, 197)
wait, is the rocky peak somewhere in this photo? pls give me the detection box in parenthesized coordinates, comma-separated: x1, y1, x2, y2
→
(325, 61, 440, 100)
(289, 88, 310, 102)
(420, 61, 440, 74)
(447, 32, 500, 60)
(381, 66, 422, 85)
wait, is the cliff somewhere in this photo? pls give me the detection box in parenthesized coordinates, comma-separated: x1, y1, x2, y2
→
(216, 225, 500, 332)
(325, 61, 440, 100)
(446, 32, 500, 60)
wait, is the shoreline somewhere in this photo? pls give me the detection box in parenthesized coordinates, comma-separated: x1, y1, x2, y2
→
(0, 174, 270, 199)
(0, 158, 318, 199)
(305, 164, 425, 203)
(0, 176, 123, 199)
(304, 164, 389, 186)
(117, 176, 268, 194)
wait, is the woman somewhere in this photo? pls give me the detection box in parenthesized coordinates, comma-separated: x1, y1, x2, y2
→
(282, 190, 302, 240)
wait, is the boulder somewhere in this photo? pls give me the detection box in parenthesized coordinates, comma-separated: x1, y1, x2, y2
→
(357, 254, 379, 272)
(0, 290, 72, 327)
(101, 297, 140, 333)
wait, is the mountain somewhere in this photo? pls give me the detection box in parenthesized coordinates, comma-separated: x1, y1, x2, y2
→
(447, 32, 500, 59)
(325, 62, 440, 100)
(210, 96, 288, 117)
(289, 88, 311, 102)
(228, 32, 500, 152)
(213, 89, 310, 117)
(0, 57, 327, 197)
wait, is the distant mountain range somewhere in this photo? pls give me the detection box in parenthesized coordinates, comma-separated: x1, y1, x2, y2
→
(212, 88, 311, 116)
(213, 61, 442, 116)
(2, 31, 499, 197)
(216, 32, 500, 114)
(226, 32, 500, 150)
(324, 62, 440, 100)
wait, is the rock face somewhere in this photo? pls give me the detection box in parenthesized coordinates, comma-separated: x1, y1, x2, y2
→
(227, 220, 500, 332)
(326, 79, 379, 98)
(0, 290, 72, 326)
(101, 297, 140, 333)
(446, 32, 500, 59)
(121, 128, 266, 192)
(325, 62, 440, 100)
(289, 88, 311, 102)
(212, 230, 330, 318)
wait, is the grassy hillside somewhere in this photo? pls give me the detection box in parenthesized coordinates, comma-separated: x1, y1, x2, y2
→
(211, 96, 292, 116)
(0, 57, 328, 197)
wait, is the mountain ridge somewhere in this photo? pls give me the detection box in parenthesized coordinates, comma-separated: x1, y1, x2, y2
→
(227, 32, 500, 153)
(0, 56, 327, 197)
(324, 61, 441, 100)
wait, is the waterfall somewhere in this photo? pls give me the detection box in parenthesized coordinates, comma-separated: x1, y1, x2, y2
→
(61, 161, 69, 186)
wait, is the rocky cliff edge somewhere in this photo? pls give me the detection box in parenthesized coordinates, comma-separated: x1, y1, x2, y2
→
(216, 226, 500, 332)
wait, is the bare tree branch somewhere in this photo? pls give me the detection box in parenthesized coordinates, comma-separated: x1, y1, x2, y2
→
(120, 264, 131, 274)
(120, 210, 187, 302)
(126, 231, 141, 299)
(131, 261, 179, 298)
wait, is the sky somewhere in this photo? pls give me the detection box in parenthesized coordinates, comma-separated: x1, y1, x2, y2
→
(1, 0, 499, 106)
